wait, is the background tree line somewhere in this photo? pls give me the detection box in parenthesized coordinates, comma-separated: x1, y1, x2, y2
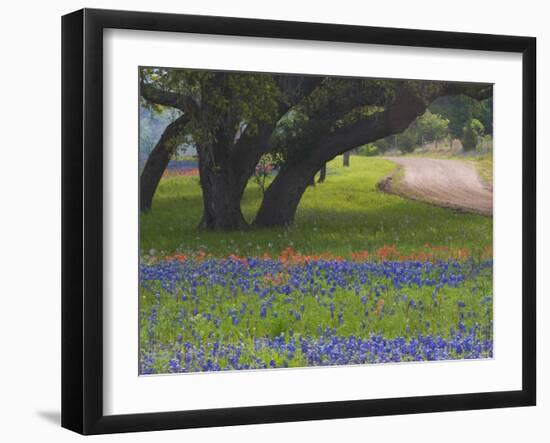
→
(361, 94, 492, 155)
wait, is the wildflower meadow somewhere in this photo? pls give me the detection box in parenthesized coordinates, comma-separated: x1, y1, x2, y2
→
(139, 157, 493, 375)
(139, 69, 493, 375)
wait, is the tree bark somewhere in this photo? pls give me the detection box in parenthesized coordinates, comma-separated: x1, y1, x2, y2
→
(140, 114, 190, 212)
(198, 170, 248, 230)
(140, 81, 199, 115)
(318, 163, 327, 183)
(197, 139, 249, 230)
(343, 151, 351, 167)
(254, 157, 321, 227)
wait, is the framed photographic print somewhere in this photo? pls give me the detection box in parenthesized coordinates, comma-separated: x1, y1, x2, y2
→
(61, 8, 536, 435)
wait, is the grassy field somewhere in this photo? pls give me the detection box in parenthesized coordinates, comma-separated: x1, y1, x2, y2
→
(140, 156, 492, 258)
(139, 156, 493, 374)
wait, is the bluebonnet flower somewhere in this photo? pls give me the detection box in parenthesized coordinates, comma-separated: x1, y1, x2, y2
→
(139, 255, 493, 374)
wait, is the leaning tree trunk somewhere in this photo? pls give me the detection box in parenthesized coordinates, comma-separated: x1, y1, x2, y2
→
(140, 114, 189, 212)
(254, 158, 321, 227)
(343, 151, 351, 167)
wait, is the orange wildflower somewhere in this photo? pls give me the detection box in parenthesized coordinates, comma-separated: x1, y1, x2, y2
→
(376, 244, 399, 261)
(374, 299, 385, 316)
(351, 250, 370, 261)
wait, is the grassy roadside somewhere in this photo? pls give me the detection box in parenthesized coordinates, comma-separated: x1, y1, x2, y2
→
(469, 155, 493, 188)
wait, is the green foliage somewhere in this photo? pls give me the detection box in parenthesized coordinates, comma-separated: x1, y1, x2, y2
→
(476, 98, 493, 134)
(429, 95, 492, 137)
(282, 79, 459, 158)
(396, 128, 418, 153)
(371, 110, 448, 154)
(374, 126, 418, 154)
(377, 110, 449, 153)
(268, 78, 452, 164)
(140, 156, 492, 257)
(140, 67, 281, 145)
(356, 143, 380, 157)
(462, 118, 485, 151)
(269, 109, 313, 163)
(252, 153, 281, 195)
(269, 78, 392, 164)
(370, 136, 393, 152)
(141, 70, 492, 173)
(414, 111, 449, 144)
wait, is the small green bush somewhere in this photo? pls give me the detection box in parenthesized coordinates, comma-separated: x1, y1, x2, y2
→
(462, 118, 485, 151)
(357, 143, 380, 157)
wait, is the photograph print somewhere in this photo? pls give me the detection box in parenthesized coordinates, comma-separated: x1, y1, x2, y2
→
(138, 66, 493, 375)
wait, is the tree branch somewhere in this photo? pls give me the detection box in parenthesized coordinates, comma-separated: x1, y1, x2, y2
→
(313, 83, 492, 161)
(442, 82, 493, 101)
(139, 113, 191, 211)
(156, 113, 191, 146)
(230, 75, 325, 184)
(140, 81, 199, 115)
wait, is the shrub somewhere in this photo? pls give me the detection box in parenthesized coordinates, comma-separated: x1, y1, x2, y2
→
(357, 143, 380, 157)
(462, 118, 485, 151)
(398, 129, 418, 153)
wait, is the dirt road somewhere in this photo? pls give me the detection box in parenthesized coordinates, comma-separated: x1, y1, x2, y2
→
(383, 157, 492, 215)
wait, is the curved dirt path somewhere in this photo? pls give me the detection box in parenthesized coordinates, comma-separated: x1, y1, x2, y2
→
(382, 157, 492, 216)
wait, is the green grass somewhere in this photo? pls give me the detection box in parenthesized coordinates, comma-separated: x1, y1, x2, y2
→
(468, 154, 493, 187)
(140, 155, 492, 258)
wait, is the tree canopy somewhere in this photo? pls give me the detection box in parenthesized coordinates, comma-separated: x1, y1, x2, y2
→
(140, 67, 492, 229)
(429, 94, 493, 137)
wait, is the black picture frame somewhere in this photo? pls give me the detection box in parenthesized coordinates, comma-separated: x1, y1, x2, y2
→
(61, 8, 536, 435)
